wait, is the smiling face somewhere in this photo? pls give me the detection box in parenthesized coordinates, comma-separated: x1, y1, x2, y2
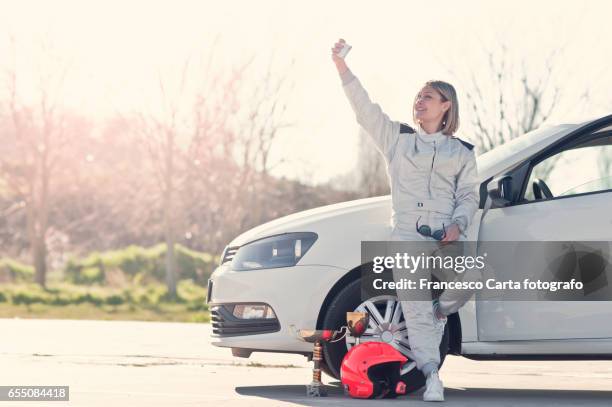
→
(413, 85, 451, 128)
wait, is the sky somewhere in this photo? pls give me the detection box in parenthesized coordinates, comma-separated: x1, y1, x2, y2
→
(1, 0, 611, 186)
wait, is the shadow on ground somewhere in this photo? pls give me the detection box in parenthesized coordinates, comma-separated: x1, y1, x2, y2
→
(236, 381, 612, 406)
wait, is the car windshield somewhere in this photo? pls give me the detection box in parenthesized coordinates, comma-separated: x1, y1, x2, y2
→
(477, 124, 576, 173)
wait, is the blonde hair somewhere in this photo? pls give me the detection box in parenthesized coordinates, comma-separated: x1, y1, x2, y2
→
(413, 80, 460, 136)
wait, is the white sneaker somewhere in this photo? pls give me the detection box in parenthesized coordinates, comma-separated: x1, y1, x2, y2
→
(423, 371, 444, 402)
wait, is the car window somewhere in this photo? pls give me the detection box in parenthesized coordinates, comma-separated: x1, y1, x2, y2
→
(525, 143, 612, 201)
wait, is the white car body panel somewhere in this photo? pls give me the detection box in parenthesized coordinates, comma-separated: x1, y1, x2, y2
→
(477, 184, 612, 341)
(462, 338, 612, 355)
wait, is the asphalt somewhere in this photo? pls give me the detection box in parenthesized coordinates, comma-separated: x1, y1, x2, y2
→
(1, 318, 611, 406)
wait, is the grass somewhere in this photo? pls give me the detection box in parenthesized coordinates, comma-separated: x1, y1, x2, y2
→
(0, 280, 211, 323)
(0, 302, 210, 323)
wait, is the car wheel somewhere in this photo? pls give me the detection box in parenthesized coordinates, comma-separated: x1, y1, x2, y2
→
(321, 278, 449, 394)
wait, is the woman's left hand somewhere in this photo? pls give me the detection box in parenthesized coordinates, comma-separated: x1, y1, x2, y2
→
(440, 223, 461, 244)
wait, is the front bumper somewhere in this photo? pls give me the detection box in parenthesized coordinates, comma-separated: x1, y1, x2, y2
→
(208, 263, 348, 353)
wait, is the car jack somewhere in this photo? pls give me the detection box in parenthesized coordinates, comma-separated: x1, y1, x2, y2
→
(294, 311, 370, 397)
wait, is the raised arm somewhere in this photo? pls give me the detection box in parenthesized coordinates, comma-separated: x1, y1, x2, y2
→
(332, 39, 400, 163)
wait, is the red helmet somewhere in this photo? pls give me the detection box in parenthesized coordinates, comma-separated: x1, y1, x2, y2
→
(340, 341, 409, 399)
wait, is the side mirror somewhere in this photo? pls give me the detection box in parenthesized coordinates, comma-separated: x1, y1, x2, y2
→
(487, 175, 513, 208)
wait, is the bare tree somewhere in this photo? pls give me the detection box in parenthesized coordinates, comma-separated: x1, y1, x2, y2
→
(0, 37, 75, 287)
(178, 52, 297, 253)
(233, 55, 295, 230)
(461, 45, 556, 152)
(134, 44, 255, 296)
(181, 51, 296, 247)
(329, 127, 391, 197)
(356, 128, 391, 197)
(452, 43, 590, 180)
(49, 115, 156, 254)
(134, 62, 191, 299)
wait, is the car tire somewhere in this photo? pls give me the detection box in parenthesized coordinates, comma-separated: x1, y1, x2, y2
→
(321, 278, 449, 394)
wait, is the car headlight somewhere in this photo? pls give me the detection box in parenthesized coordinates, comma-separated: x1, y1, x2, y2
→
(231, 232, 318, 271)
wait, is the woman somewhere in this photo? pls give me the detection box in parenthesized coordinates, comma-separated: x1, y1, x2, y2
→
(331, 38, 479, 402)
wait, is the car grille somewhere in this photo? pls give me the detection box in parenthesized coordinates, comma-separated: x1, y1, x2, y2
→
(220, 246, 240, 265)
(211, 304, 280, 337)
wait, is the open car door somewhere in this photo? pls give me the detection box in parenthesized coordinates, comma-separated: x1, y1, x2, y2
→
(476, 115, 612, 341)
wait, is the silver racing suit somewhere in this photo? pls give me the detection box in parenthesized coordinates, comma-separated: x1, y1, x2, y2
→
(340, 69, 479, 374)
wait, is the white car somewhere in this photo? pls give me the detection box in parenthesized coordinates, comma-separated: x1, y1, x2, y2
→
(208, 115, 612, 392)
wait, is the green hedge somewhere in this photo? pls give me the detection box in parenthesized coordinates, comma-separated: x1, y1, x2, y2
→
(0, 258, 34, 282)
(0, 280, 209, 310)
(64, 244, 218, 285)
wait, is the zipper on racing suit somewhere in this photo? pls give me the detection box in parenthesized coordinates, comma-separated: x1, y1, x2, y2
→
(424, 140, 436, 225)
(428, 141, 436, 196)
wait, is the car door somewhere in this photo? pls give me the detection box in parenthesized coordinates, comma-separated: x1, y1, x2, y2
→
(476, 121, 612, 341)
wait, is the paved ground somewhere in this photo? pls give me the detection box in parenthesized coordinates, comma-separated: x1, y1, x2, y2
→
(1, 318, 612, 406)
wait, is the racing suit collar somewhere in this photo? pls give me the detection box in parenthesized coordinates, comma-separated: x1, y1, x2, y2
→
(416, 124, 448, 143)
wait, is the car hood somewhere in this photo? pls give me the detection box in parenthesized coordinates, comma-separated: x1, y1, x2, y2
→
(228, 195, 390, 247)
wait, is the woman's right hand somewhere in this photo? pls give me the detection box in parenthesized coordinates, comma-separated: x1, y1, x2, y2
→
(331, 38, 349, 74)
